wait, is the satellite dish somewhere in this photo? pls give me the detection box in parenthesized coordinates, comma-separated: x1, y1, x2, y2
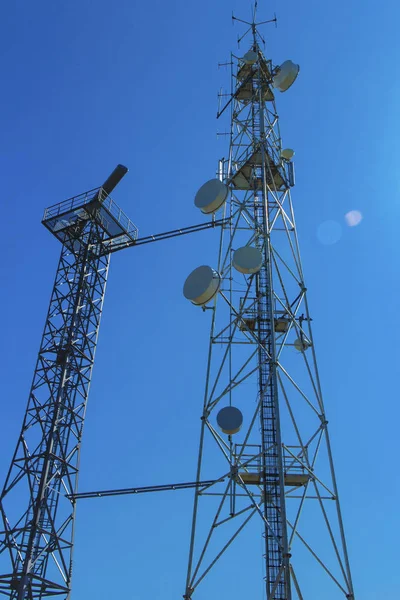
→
(281, 148, 295, 161)
(294, 337, 311, 352)
(233, 246, 263, 274)
(273, 60, 300, 92)
(194, 179, 228, 214)
(243, 50, 258, 65)
(217, 406, 243, 435)
(183, 265, 221, 306)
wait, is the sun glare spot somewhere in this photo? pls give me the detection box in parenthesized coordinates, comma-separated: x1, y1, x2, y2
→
(345, 210, 363, 227)
(317, 220, 342, 245)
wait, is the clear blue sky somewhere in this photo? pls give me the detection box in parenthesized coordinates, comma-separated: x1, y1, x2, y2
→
(1, 0, 399, 598)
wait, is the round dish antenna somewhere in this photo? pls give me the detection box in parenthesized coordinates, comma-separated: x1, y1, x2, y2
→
(281, 148, 295, 161)
(183, 266, 221, 306)
(273, 60, 300, 92)
(216, 406, 243, 435)
(233, 246, 263, 274)
(243, 50, 258, 65)
(195, 179, 228, 214)
(294, 337, 311, 352)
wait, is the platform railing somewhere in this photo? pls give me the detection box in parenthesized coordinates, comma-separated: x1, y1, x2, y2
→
(42, 187, 138, 240)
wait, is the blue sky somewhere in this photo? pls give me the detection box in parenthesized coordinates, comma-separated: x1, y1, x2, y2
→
(1, 0, 399, 598)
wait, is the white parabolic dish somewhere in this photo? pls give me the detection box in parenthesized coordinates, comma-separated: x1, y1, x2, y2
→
(273, 60, 300, 92)
(233, 246, 263, 274)
(294, 337, 311, 352)
(183, 265, 221, 305)
(243, 50, 258, 65)
(217, 406, 243, 435)
(281, 148, 295, 161)
(194, 179, 228, 214)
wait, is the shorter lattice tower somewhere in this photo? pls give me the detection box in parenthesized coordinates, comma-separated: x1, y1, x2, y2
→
(0, 166, 227, 600)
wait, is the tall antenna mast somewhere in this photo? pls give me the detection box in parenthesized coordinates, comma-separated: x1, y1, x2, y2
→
(182, 6, 355, 599)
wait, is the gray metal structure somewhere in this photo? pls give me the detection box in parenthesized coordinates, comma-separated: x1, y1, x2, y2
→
(183, 9, 355, 600)
(0, 6, 356, 599)
(0, 166, 130, 600)
(0, 166, 227, 600)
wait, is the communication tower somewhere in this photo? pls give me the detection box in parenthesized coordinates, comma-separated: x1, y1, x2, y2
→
(181, 7, 355, 600)
(0, 167, 132, 599)
(0, 166, 226, 599)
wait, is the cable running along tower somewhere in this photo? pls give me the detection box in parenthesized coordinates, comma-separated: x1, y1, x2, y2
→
(182, 8, 355, 600)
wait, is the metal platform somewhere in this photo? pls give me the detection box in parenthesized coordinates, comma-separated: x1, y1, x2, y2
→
(42, 186, 138, 253)
(231, 149, 286, 190)
(236, 55, 274, 102)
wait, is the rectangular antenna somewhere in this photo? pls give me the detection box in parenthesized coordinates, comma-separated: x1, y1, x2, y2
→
(101, 164, 128, 195)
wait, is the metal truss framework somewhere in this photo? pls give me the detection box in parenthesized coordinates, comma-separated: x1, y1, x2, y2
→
(0, 11, 356, 600)
(0, 219, 110, 599)
(184, 14, 355, 600)
(0, 165, 227, 600)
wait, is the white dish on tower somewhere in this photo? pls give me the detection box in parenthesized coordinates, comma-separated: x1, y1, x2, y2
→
(273, 60, 300, 92)
(183, 265, 221, 305)
(233, 246, 263, 274)
(217, 406, 243, 435)
(243, 50, 258, 65)
(294, 337, 311, 352)
(194, 179, 228, 214)
(281, 148, 295, 161)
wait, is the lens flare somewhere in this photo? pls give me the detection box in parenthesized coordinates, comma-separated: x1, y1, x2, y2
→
(345, 210, 363, 227)
(317, 220, 342, 245)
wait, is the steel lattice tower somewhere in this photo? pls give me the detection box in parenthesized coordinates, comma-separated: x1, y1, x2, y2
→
(0, 163, 227, 600)
(183, 9, 355, 600)
(0, 167, 138, 599)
